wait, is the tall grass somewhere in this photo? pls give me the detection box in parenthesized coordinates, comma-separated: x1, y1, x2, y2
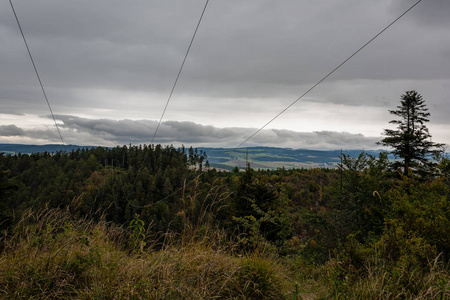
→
(0, 204, 292, 299)
(286, 245, 450, 300)
(341, 253, 450, 299)
(2, 195, 448, 299)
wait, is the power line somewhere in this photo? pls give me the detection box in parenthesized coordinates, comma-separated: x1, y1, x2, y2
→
(9, 0, 66, 148)
(131, 0, 424, 205)
(151, 0, 209, 144)
(125, 0, 209, 203)
(235, 0, 423, 149)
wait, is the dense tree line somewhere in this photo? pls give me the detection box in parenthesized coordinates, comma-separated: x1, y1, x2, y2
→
(0, 145, 208, 230)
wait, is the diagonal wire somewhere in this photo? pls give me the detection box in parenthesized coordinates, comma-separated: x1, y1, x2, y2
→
(151, 0, 209, 144)
(9, 0, 66, 148)
(235, 0, 423, 149)
(131, 0, 423, 205)
(125, 0, 209, 204)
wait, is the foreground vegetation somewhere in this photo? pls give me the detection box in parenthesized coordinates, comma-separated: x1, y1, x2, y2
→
(0, 207, 294, 299)
(1, 202, 449, 299)
(1, 142, 450, 298)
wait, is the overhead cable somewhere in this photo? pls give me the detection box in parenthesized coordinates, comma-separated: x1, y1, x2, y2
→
(9, 0, 66, 148)
(126, 0, 209, 204)
(235, 0, 423, 149)
(131, 0, 423, 206)
(151, 0, 209, 144)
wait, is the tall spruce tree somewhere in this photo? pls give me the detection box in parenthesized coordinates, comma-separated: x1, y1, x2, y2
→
(379, 90, 444, 175)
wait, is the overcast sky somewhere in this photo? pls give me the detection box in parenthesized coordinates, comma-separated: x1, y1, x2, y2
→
(1, 0, 449, 150)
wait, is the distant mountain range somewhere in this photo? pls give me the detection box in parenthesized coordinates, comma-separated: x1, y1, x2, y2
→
(0, 143, 389, 170)
(0, 144, 95, 155)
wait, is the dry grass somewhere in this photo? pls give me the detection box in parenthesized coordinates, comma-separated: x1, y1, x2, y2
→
(345, 254, 450, 300)
(0, 206, 292, 299)
(290, 252, 450, 300)
(3, 205, 448, 299)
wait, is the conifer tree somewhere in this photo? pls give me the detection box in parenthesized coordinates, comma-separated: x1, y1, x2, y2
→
(379, 90, 444, 175)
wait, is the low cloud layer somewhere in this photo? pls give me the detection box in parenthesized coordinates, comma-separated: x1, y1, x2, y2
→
(0, 115, 380, 150)
(0, 125, 25, 136)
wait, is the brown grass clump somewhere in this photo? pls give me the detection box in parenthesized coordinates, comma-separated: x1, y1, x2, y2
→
(342, 254, 450, 300)
(0, 206, 292, 299)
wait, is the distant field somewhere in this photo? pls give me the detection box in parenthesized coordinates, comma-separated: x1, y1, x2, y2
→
(199, 147, 385, 170)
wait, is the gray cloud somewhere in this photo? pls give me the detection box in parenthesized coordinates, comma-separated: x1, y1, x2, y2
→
(0, 125, 25, 136)
(48, 115, 379, 149)
(1, 1, 449, 148)
(390, 0, 450, 27)
(3, 1, 448, 97)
